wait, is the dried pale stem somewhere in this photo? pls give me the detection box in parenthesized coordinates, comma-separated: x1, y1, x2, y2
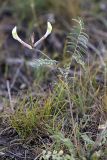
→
(104, 65, 107, 95)
(6, 80, 14, 113)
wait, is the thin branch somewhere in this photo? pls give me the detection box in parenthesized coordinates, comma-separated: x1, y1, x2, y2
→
(6, 80, 14, 113)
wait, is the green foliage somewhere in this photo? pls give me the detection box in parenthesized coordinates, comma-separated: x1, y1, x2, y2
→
(40, 131, 75, 160)
(10, 101, 39, 138)
(66, 18, 88, 69)
(10, 81, 67, 138)
(81, 133, 95, 149)
(9, 17, 107, 160)
(27, 58, 57, 68)
(40, 150, 74, 160)
(51, 132, 75, 156)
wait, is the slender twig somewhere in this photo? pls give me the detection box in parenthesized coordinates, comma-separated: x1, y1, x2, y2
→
(34, 49, 52, 60)
(6, 80, 14, 113)
(11, 63, 23, 88)
(64, 77, 78, 150)
(104, 65, 107, 95)
(88, 42, 105, 67)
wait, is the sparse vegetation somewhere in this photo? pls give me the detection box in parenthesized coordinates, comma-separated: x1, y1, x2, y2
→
(0, 0, 107, 160)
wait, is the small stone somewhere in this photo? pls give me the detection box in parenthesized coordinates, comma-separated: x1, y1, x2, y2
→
(20, 83, 26, 89)
(58, 150, 63, 156)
